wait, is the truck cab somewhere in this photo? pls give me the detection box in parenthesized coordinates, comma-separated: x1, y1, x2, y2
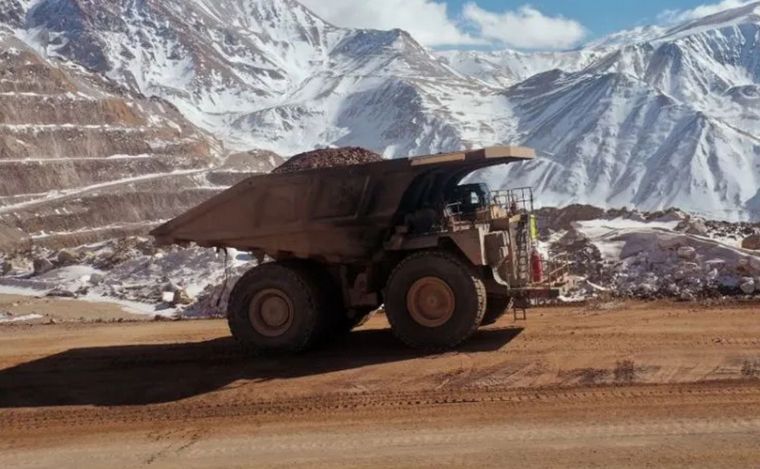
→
(447, 183, 492, 218)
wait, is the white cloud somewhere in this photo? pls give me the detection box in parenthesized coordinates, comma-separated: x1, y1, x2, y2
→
(658, 0, 756, 23)
(298, 0, 587, 50)
(298, 0, 481, 47)
(462, 3, 586, 50)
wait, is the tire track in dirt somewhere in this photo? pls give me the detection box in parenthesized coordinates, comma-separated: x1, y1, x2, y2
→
(2, 380, 759, 432)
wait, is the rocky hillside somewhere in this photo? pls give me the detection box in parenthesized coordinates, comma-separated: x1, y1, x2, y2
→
(0, 31, 280, 251)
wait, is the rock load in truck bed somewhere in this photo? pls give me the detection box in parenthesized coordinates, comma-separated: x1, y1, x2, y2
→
(273, 147, 383, 174)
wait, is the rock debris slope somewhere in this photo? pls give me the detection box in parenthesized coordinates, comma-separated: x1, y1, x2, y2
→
(0, 31, 273, 249)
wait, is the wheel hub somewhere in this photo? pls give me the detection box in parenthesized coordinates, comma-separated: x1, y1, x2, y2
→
(249, 289, 294, 337)
(406, 276, 455, 327)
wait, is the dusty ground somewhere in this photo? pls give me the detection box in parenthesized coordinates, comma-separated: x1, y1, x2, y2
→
(0, 293, 153, 323)
(1, 299, 759, 468)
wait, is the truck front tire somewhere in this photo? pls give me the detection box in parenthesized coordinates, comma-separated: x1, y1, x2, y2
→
(385, 251, 486, 349)
(227, 262, 324, 354)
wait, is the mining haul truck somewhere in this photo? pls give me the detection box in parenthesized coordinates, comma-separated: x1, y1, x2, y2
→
(152, 146, 559, 352)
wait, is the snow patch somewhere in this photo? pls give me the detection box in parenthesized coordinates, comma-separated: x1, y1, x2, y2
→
(0, 313, 44, 323)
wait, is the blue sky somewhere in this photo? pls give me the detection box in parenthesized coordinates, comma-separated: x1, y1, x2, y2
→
(301, 0, 752, 50)
(442, 0, 722, 38)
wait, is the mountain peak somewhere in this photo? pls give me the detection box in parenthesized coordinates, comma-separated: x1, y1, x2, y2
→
(662, 1, 760, 40)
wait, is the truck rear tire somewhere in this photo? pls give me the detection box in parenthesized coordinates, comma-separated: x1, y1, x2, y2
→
(385, 251, 486, 349)
(227, 262, 324, 354)
(481, 296, 513, 326)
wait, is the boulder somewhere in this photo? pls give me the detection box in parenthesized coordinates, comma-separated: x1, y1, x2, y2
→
(33, 257, 54, 275)
(742, 234, 760, 251)
(738, 257, 760, 275)
(683, 219, 708, 236)
(1, 260, 12, 276)
(46, 288, 77, 298)
(653, 209, 688, 223)
(56, 249, 79, 266)
(739, 277, 755, 295)
(80, 252, 96, 264)
(657, 236, 683, 249)
(680, 291, 696, 302)
(636, 282, 658, 296)
(557, 228, 588, 246)
(172, 288, 193, 306)
(135, 238, 156, 255)
(677, 246, 696, 260)
(89, 273, 105, 285)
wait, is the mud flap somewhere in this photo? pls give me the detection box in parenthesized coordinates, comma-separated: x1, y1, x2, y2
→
(513, 297, 529, 321)
(507, 287, 561, 320)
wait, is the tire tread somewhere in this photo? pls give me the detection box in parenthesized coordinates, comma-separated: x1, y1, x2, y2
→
(385, 250, 486, 349)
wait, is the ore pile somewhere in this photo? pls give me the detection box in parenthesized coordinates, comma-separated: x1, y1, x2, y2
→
(273, 147, 382, 174)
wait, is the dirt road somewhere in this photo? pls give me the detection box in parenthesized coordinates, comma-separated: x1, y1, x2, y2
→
(1, 300, 759, 467)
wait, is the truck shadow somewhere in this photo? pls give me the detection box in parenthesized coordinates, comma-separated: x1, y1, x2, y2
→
(0, 326, 522, 408)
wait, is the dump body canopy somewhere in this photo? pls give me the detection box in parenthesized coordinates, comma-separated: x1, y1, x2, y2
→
(151, 146, 535, 263)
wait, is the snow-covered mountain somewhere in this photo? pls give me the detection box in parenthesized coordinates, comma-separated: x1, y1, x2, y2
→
(492, 4, 760, 221)
(3, 0, 760, 222)
(437, 49, 610, 87)
(0, 28, 222, 249)
(0, 12, 280, 250)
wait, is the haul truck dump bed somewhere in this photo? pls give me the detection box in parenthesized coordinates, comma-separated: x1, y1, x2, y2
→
(152, 146, 559, 353)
